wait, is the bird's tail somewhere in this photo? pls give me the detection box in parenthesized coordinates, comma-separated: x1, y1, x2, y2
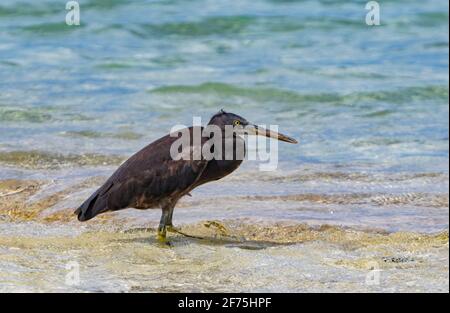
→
(74, 189, 109, 222)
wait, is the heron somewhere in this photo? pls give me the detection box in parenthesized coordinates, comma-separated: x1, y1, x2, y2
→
(75, 110, 298, 242)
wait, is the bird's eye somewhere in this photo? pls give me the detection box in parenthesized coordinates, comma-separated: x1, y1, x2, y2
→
(233, 120, 241, 126)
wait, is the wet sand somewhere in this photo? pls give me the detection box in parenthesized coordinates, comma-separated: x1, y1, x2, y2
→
(0, 178, 448, 292)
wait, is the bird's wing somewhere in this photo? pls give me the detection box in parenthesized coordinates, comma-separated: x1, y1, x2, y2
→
(75, 127, 208, 220)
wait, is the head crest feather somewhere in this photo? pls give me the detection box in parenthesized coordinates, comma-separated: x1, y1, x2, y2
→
(210, 109, 227, 120)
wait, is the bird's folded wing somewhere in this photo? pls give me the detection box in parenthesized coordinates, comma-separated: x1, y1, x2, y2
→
(98, 128, 208, 211)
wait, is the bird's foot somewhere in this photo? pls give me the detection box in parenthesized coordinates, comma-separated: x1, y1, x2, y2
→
(204, 220, 229, 236)
(167, 225, 204, 240)
(166, 225, 180, 233)
(156, 228, 172, 246)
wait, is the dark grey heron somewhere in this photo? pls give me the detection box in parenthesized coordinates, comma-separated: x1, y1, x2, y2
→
(75, 110, 297, 242)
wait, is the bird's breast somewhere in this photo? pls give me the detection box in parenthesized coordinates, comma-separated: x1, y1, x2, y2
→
(196, 158, 243, 186)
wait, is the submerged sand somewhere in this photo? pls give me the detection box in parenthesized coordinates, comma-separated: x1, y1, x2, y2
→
(0, 178, 448, 292)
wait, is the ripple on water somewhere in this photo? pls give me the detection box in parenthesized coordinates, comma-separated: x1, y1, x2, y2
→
(150, 83, 449, 106)
(0, 107, 53, 123)
(0, 151, 124, 170)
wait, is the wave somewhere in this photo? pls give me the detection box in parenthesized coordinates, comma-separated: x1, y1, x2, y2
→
(0, 106, 93, 123)
(230, 169, 449, 184)
(60, 130, 143, 140)
(19, 22, 86, 35)
(150, 82, 449, 105)
(0, 150, 124, 169)
(239, 192, 449, 208)
(0, 3, 60, 18)
(0, 107, 53, 123)
(106, 12, 446, 39)
(136, 16, 255, 38)
(0, 0, 130, 18)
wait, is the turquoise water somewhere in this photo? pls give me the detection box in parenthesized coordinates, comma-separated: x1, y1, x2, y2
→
(0, 1, 447, 157)
(0, 0, 447, 165)
(0, 0, 448, 230)
(0, 0, 448, 293)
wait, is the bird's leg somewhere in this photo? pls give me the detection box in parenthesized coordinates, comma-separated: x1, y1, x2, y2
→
(165, 203, 177, 232)
(160, 203, 227, 241)
(164, 203, 186, 233)
(157, 209, 170, 243)
(164, 202, 205, 240)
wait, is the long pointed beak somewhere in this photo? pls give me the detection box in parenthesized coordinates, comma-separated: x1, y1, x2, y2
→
(245, 124, 298, 144)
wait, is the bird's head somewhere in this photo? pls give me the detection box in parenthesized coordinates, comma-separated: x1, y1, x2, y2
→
(208, 109, 298, 144)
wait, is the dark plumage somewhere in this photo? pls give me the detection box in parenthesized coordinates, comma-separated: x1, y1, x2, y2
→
(75, 110, 297, 242)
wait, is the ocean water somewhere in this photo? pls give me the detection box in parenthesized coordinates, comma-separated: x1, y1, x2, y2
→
(0, 0, 448, 292)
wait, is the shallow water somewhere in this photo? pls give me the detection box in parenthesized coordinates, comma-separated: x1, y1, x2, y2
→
(0, 0, 449, 292)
